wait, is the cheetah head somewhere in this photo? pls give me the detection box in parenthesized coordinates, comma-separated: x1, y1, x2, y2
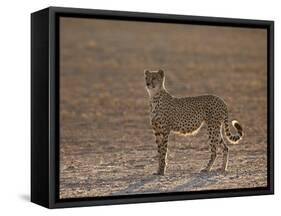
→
(144, 69, 165, 94)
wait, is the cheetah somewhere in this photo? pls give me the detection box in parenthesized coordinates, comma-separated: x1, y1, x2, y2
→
(144, 69, 243, 175)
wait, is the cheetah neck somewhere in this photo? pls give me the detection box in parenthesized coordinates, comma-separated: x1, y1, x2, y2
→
(147, 87, 160, 98)
(148, 88, 171, 102)
(147, 87, 161, 97)
(148, 89, 172, 114)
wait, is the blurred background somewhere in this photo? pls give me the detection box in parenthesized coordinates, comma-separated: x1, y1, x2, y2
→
(59, 17, 267, 199)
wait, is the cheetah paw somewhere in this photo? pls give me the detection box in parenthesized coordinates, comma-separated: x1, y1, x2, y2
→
(200, 168, 210, 173)
(216, 168, 228, 175)
(154, 171, 165, 176)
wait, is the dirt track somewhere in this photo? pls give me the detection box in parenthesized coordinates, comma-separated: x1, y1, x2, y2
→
(59, 17, 267, 199)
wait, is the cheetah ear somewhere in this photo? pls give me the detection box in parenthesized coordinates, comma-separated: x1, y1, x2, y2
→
(144, 69, 150, 76)
(158, 69, 164, 78)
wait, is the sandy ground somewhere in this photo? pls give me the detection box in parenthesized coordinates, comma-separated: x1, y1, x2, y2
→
(59, 17, 268, 199)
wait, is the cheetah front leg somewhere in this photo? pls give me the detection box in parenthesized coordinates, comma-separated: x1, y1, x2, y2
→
(155, 131, 170, 175)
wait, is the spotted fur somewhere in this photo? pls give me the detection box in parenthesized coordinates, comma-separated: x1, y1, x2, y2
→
(144, 69, 243, 175)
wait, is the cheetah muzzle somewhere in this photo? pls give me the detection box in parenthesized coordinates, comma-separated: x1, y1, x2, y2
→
(144, 69, 243, 175)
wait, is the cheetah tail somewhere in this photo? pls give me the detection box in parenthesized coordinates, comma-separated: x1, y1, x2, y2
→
(224, 118, 243, 144)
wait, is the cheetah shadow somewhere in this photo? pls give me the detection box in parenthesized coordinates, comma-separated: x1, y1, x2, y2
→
(172, 171, 222, 191)
(111, 171, 222, 195)
(111, 175, 159, 195)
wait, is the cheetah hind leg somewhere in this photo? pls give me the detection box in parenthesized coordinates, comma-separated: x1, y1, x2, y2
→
(200, 126, 220, 173)
(220, 138, 229, 172)
(200, 144, 217, 173)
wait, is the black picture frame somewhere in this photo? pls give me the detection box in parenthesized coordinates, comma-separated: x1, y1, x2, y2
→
(31, 6, 274, 209)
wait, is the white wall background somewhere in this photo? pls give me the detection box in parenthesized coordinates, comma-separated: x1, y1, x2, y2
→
(0, 0, 279, 214)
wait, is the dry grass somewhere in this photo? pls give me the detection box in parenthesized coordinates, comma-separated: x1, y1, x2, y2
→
(59, 17, 267, 199)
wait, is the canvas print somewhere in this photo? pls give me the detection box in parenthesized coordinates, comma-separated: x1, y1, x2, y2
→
(59, 17, 267, 199)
